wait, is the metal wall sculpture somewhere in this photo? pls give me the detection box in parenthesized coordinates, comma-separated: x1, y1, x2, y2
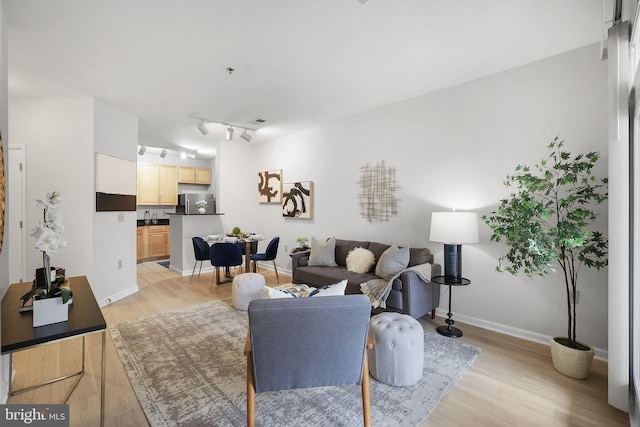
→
(258, 169, 282, 203)
(357, 160, 400, 223)
(282, 181, 313, 219)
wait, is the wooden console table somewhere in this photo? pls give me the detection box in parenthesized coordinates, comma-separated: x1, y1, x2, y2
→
(1, 276, 107, 427)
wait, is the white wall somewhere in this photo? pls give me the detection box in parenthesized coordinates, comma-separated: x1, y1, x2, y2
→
(225, 43, 611, 354)
(92, 100, 138, 304)
(9, 98, 95, 283)
(8, 98, 139, 305)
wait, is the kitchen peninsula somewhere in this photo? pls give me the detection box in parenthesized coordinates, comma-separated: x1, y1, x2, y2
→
(168, 213, 224, 275)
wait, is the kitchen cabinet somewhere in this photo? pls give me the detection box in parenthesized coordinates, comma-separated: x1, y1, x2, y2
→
(138, 163, 178, 205)
(136, 227, 149, 261)
(178, 166, 211, 185)
(137, 225, 170, 261)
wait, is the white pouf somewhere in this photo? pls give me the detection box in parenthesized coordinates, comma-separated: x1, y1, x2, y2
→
(232, 273, 266, 311)
(368, 312, 424, 386)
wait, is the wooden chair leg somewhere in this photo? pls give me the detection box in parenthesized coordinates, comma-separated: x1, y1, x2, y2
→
(431, 309, 436, 320)
(361, 352, 371, 427)
(247, 354, 256, 427)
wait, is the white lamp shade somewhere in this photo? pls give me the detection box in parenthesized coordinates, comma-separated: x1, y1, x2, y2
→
(430, 211, 479, 244)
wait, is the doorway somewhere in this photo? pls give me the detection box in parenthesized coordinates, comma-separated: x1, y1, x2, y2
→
(8, 145, 26, 283)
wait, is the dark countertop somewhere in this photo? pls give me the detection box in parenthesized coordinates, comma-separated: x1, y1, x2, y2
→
(137, 219, 170, 226)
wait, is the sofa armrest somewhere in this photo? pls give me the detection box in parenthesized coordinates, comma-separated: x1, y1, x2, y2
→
(397, 263, 441, 319)
(291, 250, 310, 283)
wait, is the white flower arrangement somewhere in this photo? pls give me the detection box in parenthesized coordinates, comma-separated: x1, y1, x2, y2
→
(195, 200, 208, 209)
(31, 191, 67, 256)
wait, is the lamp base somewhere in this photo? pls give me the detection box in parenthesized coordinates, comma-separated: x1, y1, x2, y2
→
(443, 243, 462, 283)
(437, 325, 463, 338)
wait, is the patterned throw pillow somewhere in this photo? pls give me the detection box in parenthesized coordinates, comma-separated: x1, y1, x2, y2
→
(346, 247, 376, 273)
(263, 286, 298, 299)
(308, 280, 347, 297)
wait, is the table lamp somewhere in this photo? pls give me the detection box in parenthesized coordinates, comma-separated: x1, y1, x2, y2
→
(429, 211, 479, 283)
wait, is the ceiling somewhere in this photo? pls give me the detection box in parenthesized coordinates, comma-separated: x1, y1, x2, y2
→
(4, 0, 606, 159)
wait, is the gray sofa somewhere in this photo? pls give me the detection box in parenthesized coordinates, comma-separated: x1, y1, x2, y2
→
(291, 238, 441, 319)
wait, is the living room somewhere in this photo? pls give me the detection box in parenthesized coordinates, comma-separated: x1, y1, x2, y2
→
(0, 1, 637, 426)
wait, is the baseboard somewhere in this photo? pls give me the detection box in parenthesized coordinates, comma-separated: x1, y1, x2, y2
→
(435, 308, 608, 360)
(98, 285, 139, 307)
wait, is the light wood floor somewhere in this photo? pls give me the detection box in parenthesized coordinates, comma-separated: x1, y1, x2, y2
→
(7, 261, 630, 427)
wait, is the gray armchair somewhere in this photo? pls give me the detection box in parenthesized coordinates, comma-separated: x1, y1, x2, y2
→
(245, 295, 373, 427)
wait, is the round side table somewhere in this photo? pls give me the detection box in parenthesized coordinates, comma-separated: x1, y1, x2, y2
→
(431, 275, 470, 338)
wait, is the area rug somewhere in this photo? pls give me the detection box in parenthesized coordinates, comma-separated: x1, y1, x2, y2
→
(157, 260, 170, 269)
(110, 300, 481, 427)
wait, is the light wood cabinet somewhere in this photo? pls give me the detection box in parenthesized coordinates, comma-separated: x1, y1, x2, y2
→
(138, 163, 178, 205)
(178, 166, 211, 185)
(194, 168, 211, 184)
(137, 225, 169, 261)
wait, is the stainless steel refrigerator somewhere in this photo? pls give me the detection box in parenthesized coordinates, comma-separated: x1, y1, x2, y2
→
(177, 193, 216, 214)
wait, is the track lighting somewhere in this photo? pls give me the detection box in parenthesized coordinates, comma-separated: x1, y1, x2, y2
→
(187, 150, 197, 159)
(226, 126, 234, 140)
(160, 148, 167, 158)
(197, 120, 209, 135)
(180, 151, 187, 159)
(240, 129, 252, 142)
(138, 146, 146, 155)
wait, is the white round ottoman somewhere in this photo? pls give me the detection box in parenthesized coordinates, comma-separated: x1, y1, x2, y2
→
(232, 273, 266, 311)
(368, 312, 424, 386)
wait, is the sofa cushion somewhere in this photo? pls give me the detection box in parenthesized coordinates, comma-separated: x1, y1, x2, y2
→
(308, 236, 338, 267)
(408, 247, 433, 267)
(335, 239, 370, 266)
(375, 245, 410, 281)
(346, 247, 376, 274)
(367, 242, 391, 269)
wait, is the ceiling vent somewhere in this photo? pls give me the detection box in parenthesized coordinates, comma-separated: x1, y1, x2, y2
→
(249, 118, 267, 126)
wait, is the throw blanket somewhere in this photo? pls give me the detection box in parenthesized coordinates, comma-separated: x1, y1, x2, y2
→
(360, 263, 432, 309)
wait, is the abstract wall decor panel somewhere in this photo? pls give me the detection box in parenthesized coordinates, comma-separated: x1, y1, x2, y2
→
(258, 169, 282, 203)
(282, 181, 313, 219)
(95, 153, 137, 211)
(357, 160, 400, 223)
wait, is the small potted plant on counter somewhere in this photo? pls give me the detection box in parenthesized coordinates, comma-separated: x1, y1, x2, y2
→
(195, 200, 208, 214)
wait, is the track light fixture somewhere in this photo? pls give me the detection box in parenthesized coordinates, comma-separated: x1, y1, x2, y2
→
(187, 150, 197, 159)
(188, 115, 258, 141)
(160, 148, 167, 158)
(180, 151, 187, 159)
(240, 129, 252, 142)
(197, 120, 209, 135)
(138, 146, 147, 155)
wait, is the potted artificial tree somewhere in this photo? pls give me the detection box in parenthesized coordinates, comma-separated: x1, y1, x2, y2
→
(482, 137, 608, 379)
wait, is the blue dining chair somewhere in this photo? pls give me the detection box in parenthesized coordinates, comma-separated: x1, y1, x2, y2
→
(190, 237, 211, 283)
(250, 237, 280, 283)
(209, 243, 243, 292)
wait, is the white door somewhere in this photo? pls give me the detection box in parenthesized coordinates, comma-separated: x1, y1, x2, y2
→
(8, 145, 26, 283)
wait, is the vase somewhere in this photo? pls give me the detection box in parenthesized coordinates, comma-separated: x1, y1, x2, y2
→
(33, 296, 69, 327)
(198, 207, 206, 214)
(550, 336, 594, 379)
(43, 251, 51, 290)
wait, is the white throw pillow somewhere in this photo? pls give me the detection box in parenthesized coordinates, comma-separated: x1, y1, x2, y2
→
(346, 247, 376, 273)
(308, 237, 338, 267)
(375, 245, 410, 281)
(309, 280, 347, 297)
(263, 286, 297, 299)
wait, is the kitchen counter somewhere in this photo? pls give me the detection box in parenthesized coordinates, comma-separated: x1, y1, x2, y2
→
(137, 219, 170, 227)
